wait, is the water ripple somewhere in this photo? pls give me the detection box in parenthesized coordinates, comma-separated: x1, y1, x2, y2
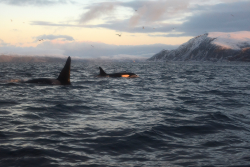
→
(1, 61, 250, 166)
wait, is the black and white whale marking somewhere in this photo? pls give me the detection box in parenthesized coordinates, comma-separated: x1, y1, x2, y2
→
(24, 56, 71, 85)
(97, 67, 138, 78)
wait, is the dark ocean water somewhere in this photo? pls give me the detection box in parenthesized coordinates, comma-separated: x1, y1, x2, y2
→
(0, 61, 250, 167)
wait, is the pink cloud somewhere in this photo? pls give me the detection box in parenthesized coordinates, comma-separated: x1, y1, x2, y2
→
(79, 2, 118, 24)
(209, 31, 250, 50)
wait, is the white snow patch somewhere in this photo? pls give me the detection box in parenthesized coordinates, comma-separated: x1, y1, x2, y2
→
(189, 34, 208, 50)
(209, 31, 250, 50)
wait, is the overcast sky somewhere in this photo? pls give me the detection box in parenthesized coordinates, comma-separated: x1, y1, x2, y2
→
(0, 0, 250, 59)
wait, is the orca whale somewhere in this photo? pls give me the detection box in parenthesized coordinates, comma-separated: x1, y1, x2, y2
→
(24, 56, 71, 85)
(98, 67, 138, 78)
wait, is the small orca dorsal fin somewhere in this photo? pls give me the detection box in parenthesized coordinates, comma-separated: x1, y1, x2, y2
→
(99, 67, 107, 76)
(57, 56, 71, 85)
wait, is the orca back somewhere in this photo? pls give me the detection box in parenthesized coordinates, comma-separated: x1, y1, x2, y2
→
(57, 56, 71, 85)
(98, 67, 138, 78)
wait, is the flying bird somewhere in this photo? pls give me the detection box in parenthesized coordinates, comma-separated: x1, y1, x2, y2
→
(231, 14, 234, 17)
(91, 45, 94, 47)
(11, 19, 12, 22)
(38, 39, 43, 41)
(116, 34, 121, 37)
(142, 26, 144, 29)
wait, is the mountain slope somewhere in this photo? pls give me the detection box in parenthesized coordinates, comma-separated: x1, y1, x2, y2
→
(148, 33, 250, 62)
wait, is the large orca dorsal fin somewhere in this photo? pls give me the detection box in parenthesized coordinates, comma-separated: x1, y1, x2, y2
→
(57, 56, 71, 85)
(99, 67, 107, 76)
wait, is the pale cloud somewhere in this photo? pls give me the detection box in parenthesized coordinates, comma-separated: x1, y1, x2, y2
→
(79, 0, 191, 26)
(0, 39, 9, 47)
(218, 0, 249, 3)
(29, 0, 249, 36)
(39, 41, 177, 58)
(2, 31, 250, 58)
(35, 34, 75, 41)
(209, 31, 250, 50)
(77, 0, 249, 35)
(117, 0, 250, 36)
(79, 2, 118, 24)
(30, 21, 84, 27)
(128, 0, 190, 27)
(0, 0, 75, 6)
(0, 40, 178, 59)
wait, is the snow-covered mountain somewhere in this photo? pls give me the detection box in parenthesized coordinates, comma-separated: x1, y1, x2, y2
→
(147, 32, 250, 62)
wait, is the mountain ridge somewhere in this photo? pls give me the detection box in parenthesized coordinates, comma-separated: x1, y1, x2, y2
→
(147, 33, 250, 62)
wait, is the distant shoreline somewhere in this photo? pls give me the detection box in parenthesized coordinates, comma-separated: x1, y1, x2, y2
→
(0, 55, 146, 63)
